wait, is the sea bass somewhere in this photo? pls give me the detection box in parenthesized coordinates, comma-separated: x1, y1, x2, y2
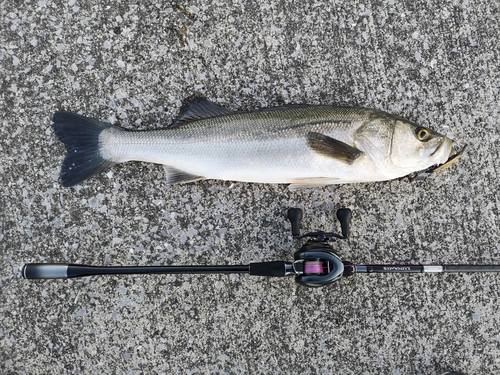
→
(53, 98, 456, 188)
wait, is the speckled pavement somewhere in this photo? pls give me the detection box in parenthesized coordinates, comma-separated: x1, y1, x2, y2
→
(1, 1, 500, 374)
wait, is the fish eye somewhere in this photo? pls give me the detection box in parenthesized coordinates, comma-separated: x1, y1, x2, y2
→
(415, 127, 430, 141)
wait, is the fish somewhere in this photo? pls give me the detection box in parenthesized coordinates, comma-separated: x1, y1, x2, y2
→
(52, 97, 457, 189)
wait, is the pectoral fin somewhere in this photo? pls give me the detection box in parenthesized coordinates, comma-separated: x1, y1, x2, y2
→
(307, 132, 363, 164)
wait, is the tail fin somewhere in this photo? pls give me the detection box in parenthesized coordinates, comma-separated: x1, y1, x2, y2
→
(53, 112, 119, 187)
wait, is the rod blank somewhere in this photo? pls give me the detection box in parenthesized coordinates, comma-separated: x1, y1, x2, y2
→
(443, 265, 500, 272)
(353, 264, 500, 274)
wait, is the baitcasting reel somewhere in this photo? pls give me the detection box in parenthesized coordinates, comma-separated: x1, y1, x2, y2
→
(23, 208, 352, 288)
(287, 207, 351, 287)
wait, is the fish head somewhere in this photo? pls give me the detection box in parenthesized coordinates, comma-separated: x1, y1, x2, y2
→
(354, 114, 454, 178)
(389, 120, 454, 173)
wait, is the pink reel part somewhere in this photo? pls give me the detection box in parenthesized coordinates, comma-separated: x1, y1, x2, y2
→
(304, 261, 324, 274)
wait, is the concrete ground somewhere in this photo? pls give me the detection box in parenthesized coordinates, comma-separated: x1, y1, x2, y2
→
(1, 0, 499, 374)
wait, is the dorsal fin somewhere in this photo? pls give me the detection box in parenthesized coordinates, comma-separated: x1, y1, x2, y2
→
(171, 98, 234, 127)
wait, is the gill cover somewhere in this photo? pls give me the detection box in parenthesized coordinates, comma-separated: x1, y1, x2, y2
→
(353, 112, 397, 177)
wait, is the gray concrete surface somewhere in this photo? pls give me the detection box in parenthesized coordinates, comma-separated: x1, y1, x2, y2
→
(1, 0, 499, 374)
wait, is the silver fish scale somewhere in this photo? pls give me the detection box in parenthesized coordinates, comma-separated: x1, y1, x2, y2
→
(144, 107, 367, 149)
(99, 106, 375, 183)
(159, 105, 374, 142)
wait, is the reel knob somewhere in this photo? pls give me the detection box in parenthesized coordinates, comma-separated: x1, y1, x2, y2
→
(336, 208, 352, 238)
(287, 208, 303, 238)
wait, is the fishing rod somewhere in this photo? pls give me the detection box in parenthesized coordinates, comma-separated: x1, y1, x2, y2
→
(23, 208, 500, 287)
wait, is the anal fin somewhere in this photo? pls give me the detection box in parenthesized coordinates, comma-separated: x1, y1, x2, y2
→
(163, 166, 205, 184)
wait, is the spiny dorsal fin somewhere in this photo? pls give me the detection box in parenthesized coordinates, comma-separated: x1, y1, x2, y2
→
(307, 132, 363, 164)
(171, 98, 233, 127)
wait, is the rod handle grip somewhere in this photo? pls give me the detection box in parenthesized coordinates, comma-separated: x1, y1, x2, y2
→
(23, 264, 70, 279)
(249, 261, 287, 277)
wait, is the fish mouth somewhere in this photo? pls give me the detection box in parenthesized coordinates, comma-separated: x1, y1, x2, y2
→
(408, 140, 465, 181)
(429, 137, 446, 157)
(422, 136, 449, 159)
